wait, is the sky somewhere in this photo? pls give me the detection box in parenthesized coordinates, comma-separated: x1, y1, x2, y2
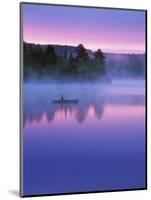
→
(22, 3, 146, 54)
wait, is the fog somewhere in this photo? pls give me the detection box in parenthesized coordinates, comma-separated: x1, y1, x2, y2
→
(23, 79, 145, 124)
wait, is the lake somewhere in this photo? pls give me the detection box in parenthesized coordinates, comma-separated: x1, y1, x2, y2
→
(23, 80, 146, 195)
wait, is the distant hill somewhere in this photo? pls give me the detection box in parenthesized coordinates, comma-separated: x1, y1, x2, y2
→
(105, 53, 145, 77)
(26, 42, 93, 58)
(25, 42, 145, 57)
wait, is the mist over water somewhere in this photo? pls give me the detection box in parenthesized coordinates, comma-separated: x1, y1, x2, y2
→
(23, 79, 146, 195)
(24, 79, 145, 124)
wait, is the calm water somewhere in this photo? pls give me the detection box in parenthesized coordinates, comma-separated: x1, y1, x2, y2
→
(23, 80, 146, 195)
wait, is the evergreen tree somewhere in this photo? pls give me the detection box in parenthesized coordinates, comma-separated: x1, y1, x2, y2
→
(94, 49, 105, 65)
(94, 49, 106, 74)
(75, 44, 89, 62)
(64, 46, 67, 59)
(45, 45, 58, 65)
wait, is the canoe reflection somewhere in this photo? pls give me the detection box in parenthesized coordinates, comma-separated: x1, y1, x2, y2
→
(24, 94, 144, 126)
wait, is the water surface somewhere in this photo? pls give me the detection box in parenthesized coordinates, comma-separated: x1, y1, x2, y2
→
(23, 80, 146, 195)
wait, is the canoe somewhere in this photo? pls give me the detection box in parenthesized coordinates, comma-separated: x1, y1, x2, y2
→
(52, 99, 79, 104)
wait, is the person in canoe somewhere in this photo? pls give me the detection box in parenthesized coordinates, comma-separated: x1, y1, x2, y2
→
(52, 96, 78, 104)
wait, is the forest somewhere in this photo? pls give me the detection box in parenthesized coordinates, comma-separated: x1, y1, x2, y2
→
(23, 42, 145, 82)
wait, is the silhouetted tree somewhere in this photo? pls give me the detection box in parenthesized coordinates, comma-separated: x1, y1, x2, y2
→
(94, 49, 106, 74)
(45, 45, 58, 65)
(32, 45, 44, 65)
(94, 49, 105, 65)
(75, 44, 89, 62)
(64, 46, 67, 59)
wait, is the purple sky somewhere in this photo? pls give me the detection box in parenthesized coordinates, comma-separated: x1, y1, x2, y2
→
(22, 3, 146, 53)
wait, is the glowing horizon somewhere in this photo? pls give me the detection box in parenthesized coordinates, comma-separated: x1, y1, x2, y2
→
(23, 3, 146, 54)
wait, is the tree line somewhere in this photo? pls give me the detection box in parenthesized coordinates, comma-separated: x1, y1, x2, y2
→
(23, 42, 107, 81)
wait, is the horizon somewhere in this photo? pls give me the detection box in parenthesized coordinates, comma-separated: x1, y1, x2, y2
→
(22, 3, 146, 54)
(24, 41, 145, 55)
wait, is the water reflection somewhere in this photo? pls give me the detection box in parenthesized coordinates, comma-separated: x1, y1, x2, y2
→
(23, 82, 146, 195)
(24, 91, 144, 126)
